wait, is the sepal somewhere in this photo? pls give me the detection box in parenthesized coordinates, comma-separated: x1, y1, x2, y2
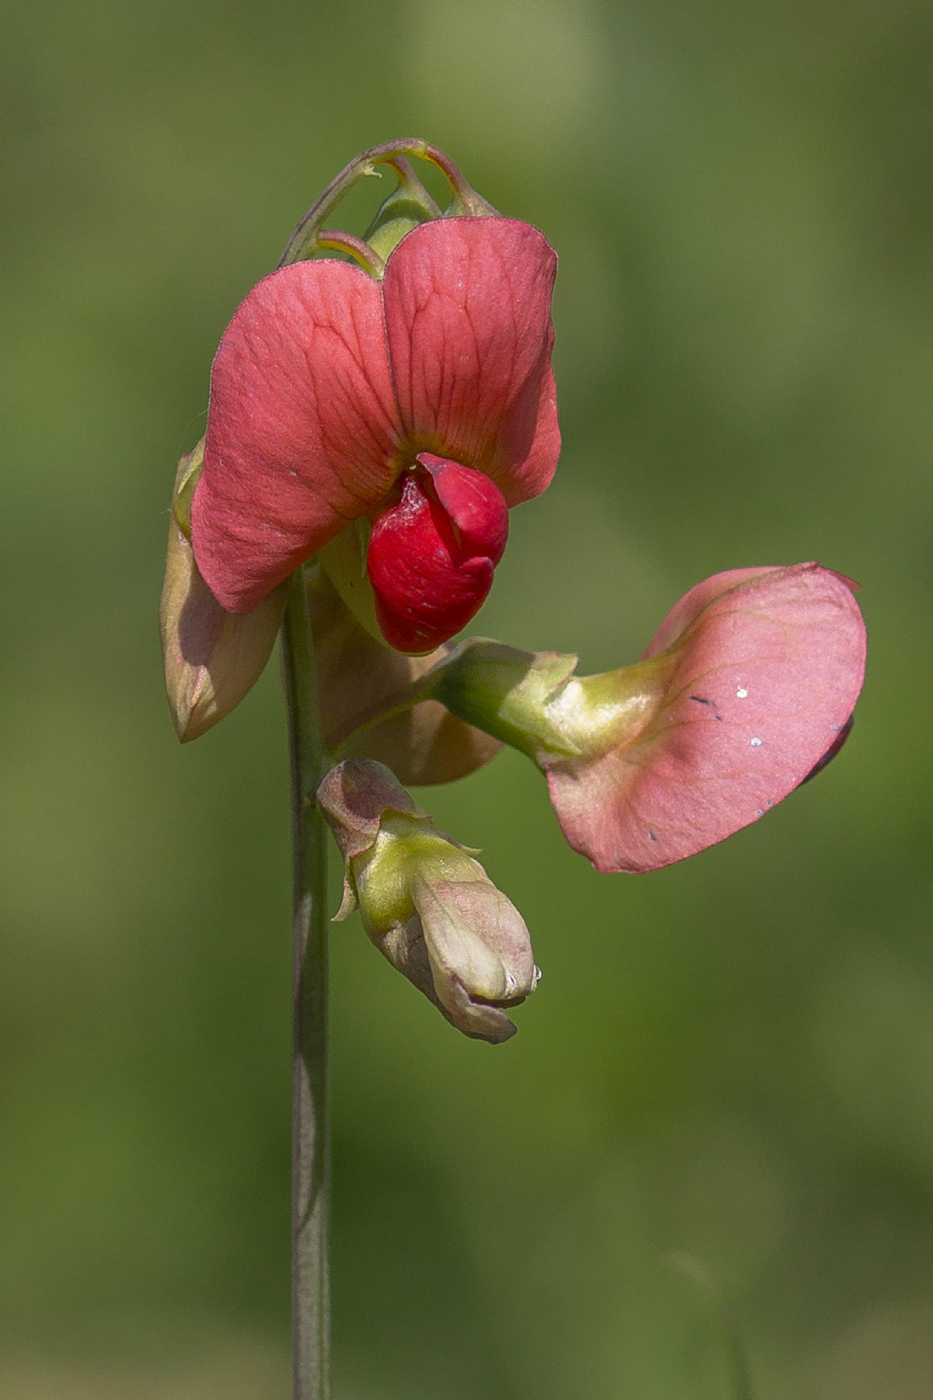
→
(430, 639, 583, 759)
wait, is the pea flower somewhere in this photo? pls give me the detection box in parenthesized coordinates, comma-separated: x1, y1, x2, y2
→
(189, 214, 559, 654)
(425, 563, 867, 871)
(318, 759, 538, 1043)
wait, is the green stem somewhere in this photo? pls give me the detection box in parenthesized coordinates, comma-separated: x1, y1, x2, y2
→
(281, 567, 331, 1400)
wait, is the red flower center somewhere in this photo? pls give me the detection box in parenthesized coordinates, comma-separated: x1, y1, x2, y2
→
(366, 453, 509, 653)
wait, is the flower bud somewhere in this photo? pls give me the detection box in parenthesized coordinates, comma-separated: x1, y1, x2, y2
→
(427, 563, 867, 872)
(317, 759, 538, 1043)
(160, 440, 286, 741)
(361, 156, 442, 263)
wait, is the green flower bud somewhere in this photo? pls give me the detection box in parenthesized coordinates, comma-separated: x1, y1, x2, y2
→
(318, 760, 538, 1043)
(362, 156, 442, 263)
(279, 140, 499, 272)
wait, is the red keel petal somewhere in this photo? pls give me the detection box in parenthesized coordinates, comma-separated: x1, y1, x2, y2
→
(367, 470, 506, 653)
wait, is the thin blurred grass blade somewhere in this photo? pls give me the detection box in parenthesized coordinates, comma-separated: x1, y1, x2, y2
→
(668, 1252, 755, 1400)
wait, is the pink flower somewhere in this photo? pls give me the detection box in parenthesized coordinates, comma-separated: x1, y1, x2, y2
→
(190, 217, 559, 653)
(547, 564, 866, 872)
(427, 563, 867, 872)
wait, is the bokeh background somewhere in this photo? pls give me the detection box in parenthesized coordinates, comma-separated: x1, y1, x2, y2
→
(2, 0, 932, 1395)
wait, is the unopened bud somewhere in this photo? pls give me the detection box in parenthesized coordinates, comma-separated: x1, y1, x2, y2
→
(362, 156, 442, 262)
(318, 759, 538, 1043)
(160, 440, 286, 741)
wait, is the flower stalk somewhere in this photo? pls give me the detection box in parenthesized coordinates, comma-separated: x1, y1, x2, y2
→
(278, 138, 494, 268)
(281, 566, 331, 1400)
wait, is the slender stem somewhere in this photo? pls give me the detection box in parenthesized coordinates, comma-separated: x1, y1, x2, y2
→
(281, 566, 331, 1400)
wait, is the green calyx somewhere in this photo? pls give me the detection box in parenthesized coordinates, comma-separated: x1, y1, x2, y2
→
(350, 812, 479, 936)
(429, 640, 581, 760)
(426, 639, 678, 767)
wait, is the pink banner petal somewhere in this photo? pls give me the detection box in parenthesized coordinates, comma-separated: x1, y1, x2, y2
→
(384, 219, 559, 504)
(498, 361, 560, 506)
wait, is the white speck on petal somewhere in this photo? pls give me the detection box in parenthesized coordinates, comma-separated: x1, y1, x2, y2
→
(750, 736, 763, 747)
(736, 687, 749, 699)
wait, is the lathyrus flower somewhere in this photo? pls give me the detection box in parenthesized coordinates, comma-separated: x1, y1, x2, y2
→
(424, 563, 867, 871)
(318, 759, 538, 1043)
(189, 210, 559, 654)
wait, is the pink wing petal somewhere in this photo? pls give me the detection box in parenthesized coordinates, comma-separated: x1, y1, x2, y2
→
(547, 563, 867, 872)
(192, 260, 400, 613)
(383, 218, 560, 505)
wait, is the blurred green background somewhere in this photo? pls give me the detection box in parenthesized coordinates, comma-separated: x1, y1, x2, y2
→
(1, 0, 932, 1395)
